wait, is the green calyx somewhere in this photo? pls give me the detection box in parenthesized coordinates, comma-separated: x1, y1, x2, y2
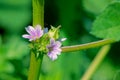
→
(48, 25, 61, 40)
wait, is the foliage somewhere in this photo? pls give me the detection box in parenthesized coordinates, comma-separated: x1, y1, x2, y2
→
(91, 1, 120, 41)
(0, 0, 120, 80)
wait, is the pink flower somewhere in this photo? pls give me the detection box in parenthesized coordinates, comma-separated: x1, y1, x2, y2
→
(22, 25, 43, 41)
(47, 38, 62, 61)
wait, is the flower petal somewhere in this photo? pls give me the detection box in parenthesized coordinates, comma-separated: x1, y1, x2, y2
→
(35, 25, 43, 38)
(55, 41, 62, 47)
(47, 38, 62, 61)
(36, 25, 41, 30)
(22, 34, 30, 39)
(29, 38, 34, 41)
(48, 52, 58, 61)
(50, 38, 55, 45)
(25, 26, 36, 36)
(53, 48, 62, 52)
(61, 38, 67, 41)
(52, 50, 61, 55)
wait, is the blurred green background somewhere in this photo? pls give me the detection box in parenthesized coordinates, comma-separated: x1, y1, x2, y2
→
(0, 0, 120, 80)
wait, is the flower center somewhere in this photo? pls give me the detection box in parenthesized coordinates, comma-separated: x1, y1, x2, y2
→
(49, 47, 53, 52)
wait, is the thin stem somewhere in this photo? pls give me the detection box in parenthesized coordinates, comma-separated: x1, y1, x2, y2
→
(61, 39, 114, 53)
(81, 45, 111, 80)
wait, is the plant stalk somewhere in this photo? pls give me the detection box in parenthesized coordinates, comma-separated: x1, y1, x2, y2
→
(28, 0, 44, 80)
(32, 0, 44, 27)
(81, 45, 111, 80)
(61, 39, 114, 53)
(28, 51, 43, 80)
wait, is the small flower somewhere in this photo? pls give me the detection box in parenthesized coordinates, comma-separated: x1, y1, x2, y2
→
(47, 38, 62, 61)
(22, 25, 43, 41)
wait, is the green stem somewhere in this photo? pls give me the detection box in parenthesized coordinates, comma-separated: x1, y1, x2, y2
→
(81, 45, 111, 80)
(61, 39, 114, 53)
(32, 0, 44, 27)
(28, 51, 43, 80)
(28, 0, 44, 80)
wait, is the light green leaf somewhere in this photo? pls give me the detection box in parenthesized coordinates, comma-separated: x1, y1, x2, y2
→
(91, 1, 120, 41)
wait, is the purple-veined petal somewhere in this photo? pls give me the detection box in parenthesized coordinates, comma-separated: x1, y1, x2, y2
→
(48, 52, 58, 60)
(47, 38, 62, 61)
(50, 38, 55, 45)
(52, 50, 61, 55)
(35, 25, 43, 38)
(53, 48, 62, 52)
(35, 25, 42, 36)
(25, 26, 36, 36)
(55, 41, 62, 47)
(22, 25, 44, 41)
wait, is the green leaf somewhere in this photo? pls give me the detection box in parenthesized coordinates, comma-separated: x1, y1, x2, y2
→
(91, 1, 120, 41)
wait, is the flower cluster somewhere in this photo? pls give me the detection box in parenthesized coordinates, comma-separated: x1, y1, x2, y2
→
(22, 25, 66, 61)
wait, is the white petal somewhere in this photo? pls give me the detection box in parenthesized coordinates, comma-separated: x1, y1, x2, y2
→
(51, 54, 57, 61)
(61, 38, 67, 41)
(22, 34, 30, 38)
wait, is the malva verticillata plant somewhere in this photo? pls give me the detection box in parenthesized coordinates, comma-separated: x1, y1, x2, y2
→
(22, 0, 120, 80)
